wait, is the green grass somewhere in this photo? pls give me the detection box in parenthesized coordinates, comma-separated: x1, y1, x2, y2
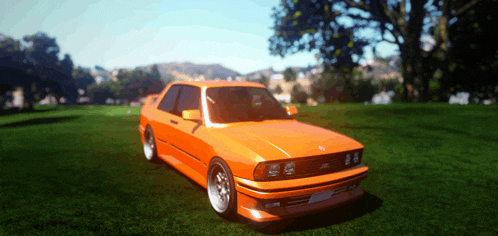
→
(1, 104, 497, 235)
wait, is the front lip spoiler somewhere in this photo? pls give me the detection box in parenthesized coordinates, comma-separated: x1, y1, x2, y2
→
(237, 171, 367, 193)
(237, 186, 366, 223)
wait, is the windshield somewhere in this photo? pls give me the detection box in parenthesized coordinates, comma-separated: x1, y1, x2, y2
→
(206, 87, 293, 123)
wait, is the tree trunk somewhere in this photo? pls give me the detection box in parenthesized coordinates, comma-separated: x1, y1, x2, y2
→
(400, 0, 426, 102)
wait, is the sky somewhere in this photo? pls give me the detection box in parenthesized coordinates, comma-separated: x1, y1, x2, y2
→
(1, 0, 401, 75)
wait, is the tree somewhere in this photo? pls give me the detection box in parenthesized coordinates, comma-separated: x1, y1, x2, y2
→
(269, 1, 370, 77)
(258, 75, 269, 87)
(72, 67, 95, 94)
(21, 32, 61, 108)
(0, 34, 25, 70)
(291, 83, 308, 104)
(420, 0, 493, 102)
(283, 67, 296, 82)
(92, 68, 165, 104)
(437, 0, 498, 101)
(58, 54, 78, 104)
(21, 32, 78, 106)
(275, 84, 284, 94)
(269, 0, 486, 102)
(1, 32, 81, 108)
(87, 83, 112, 104)
(1, 34, 26, 109)
(343, 79, 376, 102)
(151, 64, 161, 81)
(311, 69, 348, 102)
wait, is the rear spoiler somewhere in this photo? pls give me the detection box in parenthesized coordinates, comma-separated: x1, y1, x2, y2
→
(145, 94, 159, 106)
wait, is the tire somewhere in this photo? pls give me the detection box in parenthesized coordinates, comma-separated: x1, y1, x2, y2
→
(143, 125, 161, 164)
(207, 157, 237, 219)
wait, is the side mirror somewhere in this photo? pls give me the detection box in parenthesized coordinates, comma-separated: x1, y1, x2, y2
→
(182, 109, 201, 121)
(285, 105, 298, 116)
(146, 94, 159, 106)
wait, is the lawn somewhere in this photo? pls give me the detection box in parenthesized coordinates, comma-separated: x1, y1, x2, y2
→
(1, 104, 497, 235)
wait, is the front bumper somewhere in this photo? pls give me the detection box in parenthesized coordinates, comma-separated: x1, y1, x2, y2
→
(234, 164, 368, 222)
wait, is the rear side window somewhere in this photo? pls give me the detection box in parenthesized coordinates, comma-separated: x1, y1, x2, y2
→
(158, 85, 181, 113)
(175, 86, 201, 116)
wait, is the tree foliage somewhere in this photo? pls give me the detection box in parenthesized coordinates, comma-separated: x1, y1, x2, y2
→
(270, 0, 497, 102)
(283, 67, 296, 82)
(291, 83, 308, 104)
(87, 68, 164, 104)
(258, 75, 269, 87)
(275, 84, 284, 94)
(311, 69, 347, 102)
(72, 67, 94, 94)
(1, 32, 78, 109)
(438, 0, 498, 100)
(151, 64, 161, 81)
(269, 0, 370, 74)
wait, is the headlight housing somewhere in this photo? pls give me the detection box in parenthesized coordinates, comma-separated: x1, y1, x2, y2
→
(254, 161, 295, 180)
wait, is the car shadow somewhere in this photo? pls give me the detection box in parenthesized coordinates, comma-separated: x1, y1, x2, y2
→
(0, 115, 82, 129)
(243, 191, 383, 234)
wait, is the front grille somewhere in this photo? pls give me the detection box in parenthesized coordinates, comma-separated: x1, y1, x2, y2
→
(296, 155, 345, 177)
(283, 185, 349, 208)
(263, 149, 363, 181)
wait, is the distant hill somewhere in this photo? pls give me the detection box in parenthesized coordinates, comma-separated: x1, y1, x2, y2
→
(138, 62, 239, 81)
(113, 58, 401, 84)
(244, 65, 319, 81)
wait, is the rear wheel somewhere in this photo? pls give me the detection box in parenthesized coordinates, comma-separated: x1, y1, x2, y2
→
(207, 158, 237, 219)
(143, 125, 161, 164)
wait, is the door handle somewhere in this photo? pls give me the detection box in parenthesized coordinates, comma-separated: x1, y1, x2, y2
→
(170, 119, 178, 124)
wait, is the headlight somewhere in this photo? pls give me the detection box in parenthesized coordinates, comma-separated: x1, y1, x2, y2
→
(345, 154, 351, 165)
(353, 152, 359, 163)
(268, 164, 280, 177)
(254, 162, 295, 180)
(283, 162, 295, 175)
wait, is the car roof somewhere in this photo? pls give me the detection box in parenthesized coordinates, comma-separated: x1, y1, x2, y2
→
(169, 80, 266, 88)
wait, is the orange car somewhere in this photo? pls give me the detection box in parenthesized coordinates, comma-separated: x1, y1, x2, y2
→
(139, 80, 368, 223)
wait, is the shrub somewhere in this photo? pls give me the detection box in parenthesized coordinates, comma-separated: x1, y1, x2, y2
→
(291, 84, 308, 104)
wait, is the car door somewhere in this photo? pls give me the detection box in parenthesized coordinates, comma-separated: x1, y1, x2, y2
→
(151, 84, 182, 156)
(168, 85, 211, 175)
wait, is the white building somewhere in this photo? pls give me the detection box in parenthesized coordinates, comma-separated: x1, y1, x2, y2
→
(271, 74, 284, 80)
(273, 93, 291, 103)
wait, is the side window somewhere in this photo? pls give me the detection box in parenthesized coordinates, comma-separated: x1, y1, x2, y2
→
(175, 86, 201, 117)
(158, 85, 181, 113)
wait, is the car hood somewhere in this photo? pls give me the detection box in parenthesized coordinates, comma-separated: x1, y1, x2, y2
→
(212, 120, 364, 162)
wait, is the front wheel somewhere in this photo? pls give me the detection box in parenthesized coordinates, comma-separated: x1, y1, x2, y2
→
(207, 158, 237, 219)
